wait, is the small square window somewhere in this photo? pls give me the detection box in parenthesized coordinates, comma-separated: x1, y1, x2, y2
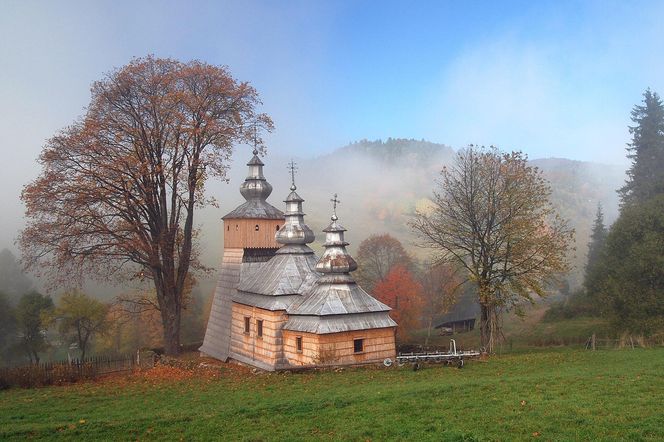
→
(296, 336, 303, 352)
(244, 317, 250, 334)
(257, 319, 263, 338)
(353, 338, 364, 354)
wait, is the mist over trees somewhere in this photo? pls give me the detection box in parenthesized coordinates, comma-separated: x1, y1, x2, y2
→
(0, 249, 32, 304)
(3, 121, 633, 364)
(0, 292, 17, 362)
(19, 56, 272, 355)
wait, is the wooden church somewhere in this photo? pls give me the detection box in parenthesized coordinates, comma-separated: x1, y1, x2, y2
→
(200, 149, 397, 370)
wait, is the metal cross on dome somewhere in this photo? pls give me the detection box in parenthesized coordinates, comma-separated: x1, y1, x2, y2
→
(330, 193, 340, 220)
(288, 159, 298, 190)
(251, 125, 259, 155)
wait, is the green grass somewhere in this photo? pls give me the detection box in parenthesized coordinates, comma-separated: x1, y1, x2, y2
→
(2, 348, 664, 441)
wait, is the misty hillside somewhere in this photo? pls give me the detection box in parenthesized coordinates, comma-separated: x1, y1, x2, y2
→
(7, 138, 626, 300)
(335, 138, 456, 166)
(200, 139, 625, 292)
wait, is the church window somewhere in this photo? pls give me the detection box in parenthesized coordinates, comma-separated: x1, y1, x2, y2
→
(276, 225, 280, 231)
(353, 338, 364, 354)
(227, 225, 229, 231)
(257, 319, 263, 338)
(235, 224, 239, 231)
(255, 224, 260, 231)
(244, 317, 250, 334)
(296, 336, 303, 352)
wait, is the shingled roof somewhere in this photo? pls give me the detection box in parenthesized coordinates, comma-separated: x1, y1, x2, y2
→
(287, 281, 391, 316)
(241, 250, 317, 292)
(222, 199, 284, 220)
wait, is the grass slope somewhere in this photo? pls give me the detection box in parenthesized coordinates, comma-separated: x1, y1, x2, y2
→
(2, 348, 663, 441)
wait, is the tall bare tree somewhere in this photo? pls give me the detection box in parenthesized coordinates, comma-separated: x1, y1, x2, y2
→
(410, 146, 573, 353)
(20, 56, 272, 355)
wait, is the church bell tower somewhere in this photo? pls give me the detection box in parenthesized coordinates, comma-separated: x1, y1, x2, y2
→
(222, 148, 285, 260)
(200, 148, 284, 361)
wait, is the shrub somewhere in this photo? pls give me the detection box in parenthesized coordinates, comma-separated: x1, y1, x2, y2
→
(543, 290, 599, 322)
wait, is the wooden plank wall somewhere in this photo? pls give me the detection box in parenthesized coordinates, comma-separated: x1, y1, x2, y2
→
(223, 219, 283, 249)
(229, 303, 287, 368)
(282, 327, 397, 367)
(199, 248, 244, 361)
(281, 331, 321, 366)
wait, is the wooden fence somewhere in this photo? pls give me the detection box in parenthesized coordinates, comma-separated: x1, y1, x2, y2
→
(584, 333, 661, 350)
(0, 353, 136, 388)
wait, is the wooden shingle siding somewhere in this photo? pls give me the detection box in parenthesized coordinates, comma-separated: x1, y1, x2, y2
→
(282, 327, 396, 367)
(229, 303, 288, 368)
(223, 219, 283, 249)
(282, 331, 320, 366)
(199, 248, 244, 361)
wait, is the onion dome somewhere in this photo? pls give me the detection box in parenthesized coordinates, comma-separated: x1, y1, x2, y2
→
(314, 194, 358, 275)
(240, 148, 273, 201)
(284, 193, 396, 333)
(275, 161, 315, 246)
(223, 148, 283, 220)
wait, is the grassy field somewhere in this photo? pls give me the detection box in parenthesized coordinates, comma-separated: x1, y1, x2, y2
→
(1, 347, 663, 441)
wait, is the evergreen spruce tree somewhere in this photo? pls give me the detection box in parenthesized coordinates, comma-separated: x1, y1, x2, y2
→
(594, 89, 664, 334)
(598, 195, 664, 335)
(619, 89, 664, 205)
(584, 203, 607, 298)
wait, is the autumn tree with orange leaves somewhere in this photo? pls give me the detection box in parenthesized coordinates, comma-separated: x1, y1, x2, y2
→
(373, 265, 423, 341)
(20, 56, 272, 355)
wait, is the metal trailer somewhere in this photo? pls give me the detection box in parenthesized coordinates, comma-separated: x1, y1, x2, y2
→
(383, 340, 481, 370)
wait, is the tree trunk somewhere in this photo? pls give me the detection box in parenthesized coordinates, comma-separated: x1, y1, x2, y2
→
(160, 292, 182, 355)
(153, 264, 183, 356)
(479, 303, 498, 354)
(162, 309, 181, 355)
(424, 316, 433, 347)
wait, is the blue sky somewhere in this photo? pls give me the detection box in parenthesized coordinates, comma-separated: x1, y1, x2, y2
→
(1, 0, 664, 248)
(3, 1, 664, 161)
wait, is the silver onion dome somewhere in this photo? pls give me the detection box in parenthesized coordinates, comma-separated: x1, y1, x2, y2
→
(222, 148, 283, 220)
(315, 195, 358, 275)
(275, 161, 315, 245)
(239, 148, 273, 201)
